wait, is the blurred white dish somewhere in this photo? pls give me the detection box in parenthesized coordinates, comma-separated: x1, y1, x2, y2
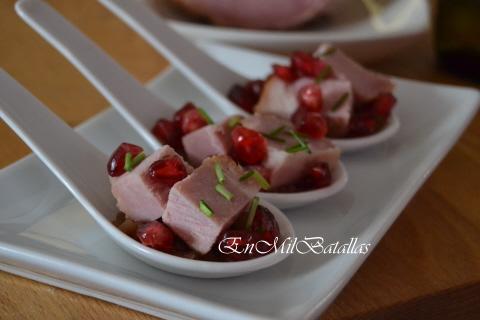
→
(145, 0, 430, 61)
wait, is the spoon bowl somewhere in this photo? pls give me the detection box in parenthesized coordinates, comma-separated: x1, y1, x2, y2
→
(0, 69, 295, 278)
(99, 0, 400, 153)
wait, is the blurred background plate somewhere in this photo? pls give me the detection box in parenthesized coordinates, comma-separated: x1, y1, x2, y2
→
(145, 0, 430, 62)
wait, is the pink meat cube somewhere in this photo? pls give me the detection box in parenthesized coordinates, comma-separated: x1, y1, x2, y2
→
(241, 113, 340, 189)
(254, 76, 310, 119)
(163, 156, 260, 254)
(265, 139, 340, 189)
(320, 79, 353, 137)
(315, 44, 394, 102)
(182, 122, 232, 167)
(110, 146, 193, 222)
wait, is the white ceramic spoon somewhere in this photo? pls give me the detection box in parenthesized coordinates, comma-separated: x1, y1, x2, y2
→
(0, 69, 295, 278)
(16, 0, 348, 209)
(98, 0, 400, 152)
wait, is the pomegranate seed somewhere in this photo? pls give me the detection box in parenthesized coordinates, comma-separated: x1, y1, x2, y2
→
(147, 156, 188, 187)
(231, 126, 268, 165)
(291, 51, 327, 77)
(371, 93, 396, 117)
(272, 64, 297, 82)
(298, 84, 323, 112)
(107, 143, 143, 177)
(246, 80, 265, 97)
(151, 118, 183, 151)
(292, 109, 328, 139)
(137, 221, 175, 252)
(302, 163, 332, 189)
(227, 80, 264, 114)
(347, 114, 379, 137)
(173, 102, 208, 135)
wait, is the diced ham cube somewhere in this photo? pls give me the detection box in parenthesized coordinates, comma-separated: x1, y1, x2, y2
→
(265, 139, 340, 189)
(110, 146, 193, 222)
(182, 123, 231, 166)
(320, 79, 353, 137)
(241, 113, 292, 134)
(242, 113, 340, 189)
(254, 76, 308, 119)
(315, 44, 394, 102)
(253, 75, 354, 137)
(163, 156, 260, 254)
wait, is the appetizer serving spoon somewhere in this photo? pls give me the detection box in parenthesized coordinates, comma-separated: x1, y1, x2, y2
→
(16, 0, 348, 209)
(0, 69, 295, 278)
(98, 0, 400, 153)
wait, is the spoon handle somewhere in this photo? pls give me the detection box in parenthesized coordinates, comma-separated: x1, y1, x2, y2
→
(16, 0, 163, 149)
(99, 0, 247, 116)
(0, 70, 117, 217)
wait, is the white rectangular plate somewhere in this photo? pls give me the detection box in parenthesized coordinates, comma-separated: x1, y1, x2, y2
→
(0, 43, 478, 320)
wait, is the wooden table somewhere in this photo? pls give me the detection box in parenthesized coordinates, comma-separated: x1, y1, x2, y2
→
(1, 1, 479, 319)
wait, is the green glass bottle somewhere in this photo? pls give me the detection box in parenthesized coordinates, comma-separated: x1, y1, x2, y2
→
(435, 0, 480, 82)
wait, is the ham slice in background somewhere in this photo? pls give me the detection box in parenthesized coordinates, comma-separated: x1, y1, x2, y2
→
(172, 0, 333, 29)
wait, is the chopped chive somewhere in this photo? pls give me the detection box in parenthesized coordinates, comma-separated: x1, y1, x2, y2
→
(331, 93, 349, 112)
(287, 130, 311, 154)
(197, 108, 214, 124)
(239, 170, 254, 181)
(262, 125, 287, 143)
(227, 115, 243, 128)
(268, 125, 286, 137)
(215, 183, 234, 201)
(199, 200, 214, 217)
(131, 152, 146, 168)
(245, 196, 260, 230)
(252, 170, 270, 190)
(315, 65, 332, 83)
(262, 133, 286, 143)
(214, 162, 225, 184)
(239, 170, 270, 190)
(286, 144, 309, 153)
(124, 152, 133, 172)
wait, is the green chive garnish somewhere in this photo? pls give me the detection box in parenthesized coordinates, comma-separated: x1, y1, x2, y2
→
(214, 162, 225, 184)
(215, 183, 233, 201)
(286, 130, 311, 154)
(239, 170, 270, 190)
(227, 115, 243, 128)
(239, 170, 254, 181)
(315, 65, 332, 83)
(331, 93, 349, 112)
(197, 108, 214, 124)
(124, 152, 133, 172)
(245, 196, 260, 230)
(262, 125, 286, 143)
(199, 200, 214, 217)
(262, 133, 286, 143)
(268, 125, 286, 137)
(131, 152, 145, 167)
(252, 170, 270, 190)
(286, 144, 309, 153)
